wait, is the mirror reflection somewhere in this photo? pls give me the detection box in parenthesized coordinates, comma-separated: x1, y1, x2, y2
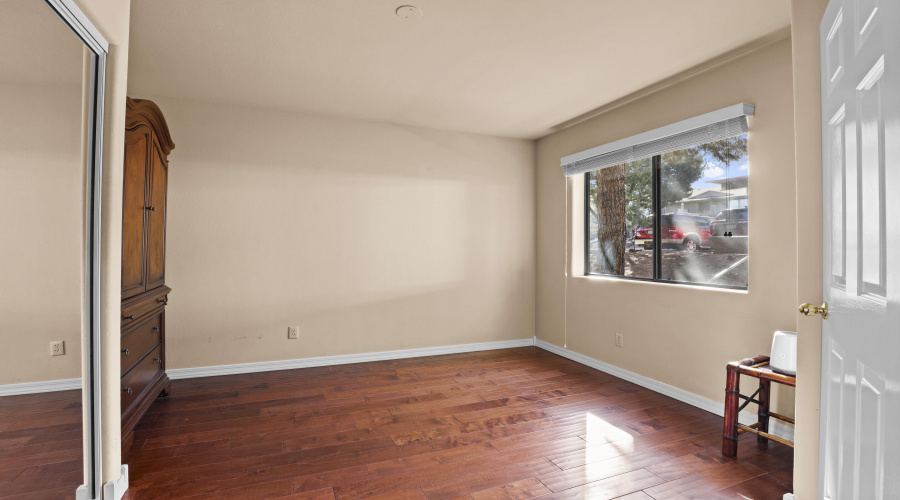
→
(0, 0, 90, 497)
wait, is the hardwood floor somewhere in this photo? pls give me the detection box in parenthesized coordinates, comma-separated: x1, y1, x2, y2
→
(0, 389, 82, 500)
(0, 347, 794, 499)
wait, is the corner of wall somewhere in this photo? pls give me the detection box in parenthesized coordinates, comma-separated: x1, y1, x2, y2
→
(789, 0, 829, 498)
(74, 0, 132, 486)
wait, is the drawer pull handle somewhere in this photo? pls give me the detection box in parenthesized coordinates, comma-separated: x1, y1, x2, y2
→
(158, 298, 168, 305)
(124, 387, 133, 395)
(145, 206, 156, 211)
(122, 348, 129, 356)
(153, 327, 161, 333)
(155, 357, 162, 364)
(124, 315, 135, 320)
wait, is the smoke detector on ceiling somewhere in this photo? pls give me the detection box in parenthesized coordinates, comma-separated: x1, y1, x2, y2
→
(395, 5, 422, 20)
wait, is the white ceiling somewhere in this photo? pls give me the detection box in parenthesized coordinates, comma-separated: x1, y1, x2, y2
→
(127, 0, 791, 139)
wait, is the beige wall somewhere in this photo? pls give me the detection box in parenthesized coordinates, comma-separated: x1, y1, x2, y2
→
(536, 39, 798, 417)
(790, 1, 829, 498)
(0, 83, 83, 385)
(132, 97, 535, 369)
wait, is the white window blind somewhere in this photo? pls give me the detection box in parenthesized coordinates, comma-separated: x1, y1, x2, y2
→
(561, 103, 754, 177)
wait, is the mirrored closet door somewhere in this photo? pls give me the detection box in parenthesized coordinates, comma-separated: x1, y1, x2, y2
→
(0, 0, 107, 498)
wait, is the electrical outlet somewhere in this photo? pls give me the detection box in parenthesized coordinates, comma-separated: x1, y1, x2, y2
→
(287, 326, 299, 340)
(615, 332, 624, 348)
(50, 341, 65, 356)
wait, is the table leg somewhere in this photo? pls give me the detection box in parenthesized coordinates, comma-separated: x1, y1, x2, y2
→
(757, 379, 771, 444)
(722, 364, 740, 457)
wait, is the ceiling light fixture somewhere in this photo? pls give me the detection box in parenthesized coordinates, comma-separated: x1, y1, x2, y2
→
(395, 5, 422, 20)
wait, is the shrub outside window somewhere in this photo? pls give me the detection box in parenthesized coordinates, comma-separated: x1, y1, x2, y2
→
(585, 134, 748, 289)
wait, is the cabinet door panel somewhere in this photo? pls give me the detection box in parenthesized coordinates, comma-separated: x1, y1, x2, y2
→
(146, 139, 168, 289)
(122, 127, 150, 298)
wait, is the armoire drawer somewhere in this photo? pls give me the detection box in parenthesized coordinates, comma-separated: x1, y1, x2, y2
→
(121, 286, 169, 327)
(121, 345, 163, 412)
(121, 313, 162, 375)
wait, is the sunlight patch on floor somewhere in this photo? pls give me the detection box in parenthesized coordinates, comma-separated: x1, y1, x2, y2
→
(584, 412, 634, 474)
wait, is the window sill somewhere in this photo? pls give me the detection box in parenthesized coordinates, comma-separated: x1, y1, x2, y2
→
(576, 273, 748, 293)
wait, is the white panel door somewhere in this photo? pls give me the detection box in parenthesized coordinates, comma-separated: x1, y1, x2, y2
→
(819, 1, 899, 498)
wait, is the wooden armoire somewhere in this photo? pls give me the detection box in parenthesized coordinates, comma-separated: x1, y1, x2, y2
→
(120, 97, 175, 457)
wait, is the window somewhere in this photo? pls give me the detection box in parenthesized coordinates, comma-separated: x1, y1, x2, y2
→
(586, 158, 654, 279)
(585, 134, 749, 289)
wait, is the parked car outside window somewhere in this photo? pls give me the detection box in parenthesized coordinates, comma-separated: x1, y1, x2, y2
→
(633, 213, 710, 251)
(709, 207, 749, 236)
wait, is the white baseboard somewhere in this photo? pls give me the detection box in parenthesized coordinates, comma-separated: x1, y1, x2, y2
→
(75, 465, 128, 500)
(0, 377, 81, 397)
(167, 338, 536, 380)
(0, 339, 537, 395)
(0, 338, 793, 445)
(534, 339, 795, 443)
(103, 465, 128, 500)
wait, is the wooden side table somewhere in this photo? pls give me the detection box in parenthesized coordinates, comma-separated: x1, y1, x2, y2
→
(722, 355, 796, 457)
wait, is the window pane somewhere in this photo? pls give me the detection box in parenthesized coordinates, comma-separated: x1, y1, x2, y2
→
(659, 134, 748, 287)
(586, 158, 653, 278)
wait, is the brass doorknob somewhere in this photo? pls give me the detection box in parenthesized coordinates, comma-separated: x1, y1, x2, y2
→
(799, 302, 828, 319)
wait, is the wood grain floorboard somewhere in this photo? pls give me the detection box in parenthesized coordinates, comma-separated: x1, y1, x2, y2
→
(0, 347, 793, 499)
(0, 388, 83, 499)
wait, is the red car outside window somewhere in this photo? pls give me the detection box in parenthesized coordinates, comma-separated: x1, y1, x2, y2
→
(634, 214, 710, 251)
